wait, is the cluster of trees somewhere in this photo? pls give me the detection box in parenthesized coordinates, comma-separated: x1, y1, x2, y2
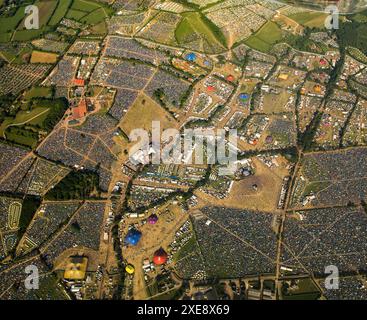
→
(45, 170, 100, 200)
(0, 93, 16, 123)
(0, 0, 33, 16)
(30, 97, 68, 132)
(282, 27, 324, 53)
(337, 16, 367, 55)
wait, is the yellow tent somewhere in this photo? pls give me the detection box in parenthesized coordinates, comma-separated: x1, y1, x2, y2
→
(125, 264, 135, 275)
(64, 256, 88, 280)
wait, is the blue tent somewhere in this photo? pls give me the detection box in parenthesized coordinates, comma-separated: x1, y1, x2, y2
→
(185, 52, 197, 62)
(125, 229, 142, 246)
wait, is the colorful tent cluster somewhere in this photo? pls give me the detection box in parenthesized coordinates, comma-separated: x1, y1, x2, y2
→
(153, 248, 168, 265)
(124, 228, 142, 246)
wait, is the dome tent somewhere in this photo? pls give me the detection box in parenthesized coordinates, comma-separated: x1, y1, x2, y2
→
(125, 264, 135, 274)
(153, 247, 168, 265)
(239, 93, 249, 100)
(148, 214, 158, 225)
(124, 228, 142, 246)
(185, 52, 197, 62)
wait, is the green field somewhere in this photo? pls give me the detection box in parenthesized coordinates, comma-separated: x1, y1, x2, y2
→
(0, 6, 27, 33)
(7, 107, 50, 126)
(24, 87, 53, 100)
(0, 105, 50, 138)
(175, 12, 226, 49)
(66, 8, 87, 20)
(71, 0, 101, 12)
(13, 29, 44, 41)
(245, 21, 282, 52)
(289, 12, 328, 28)
(88, 21, 107, 35)
(5, 129, 39, 148)
(48, 0, 73, 25)
(281, 278, 321, 300)
(81, 7, 108, 24)
(0, 100, 65, 147)
(0, 0, 111, 43)
(0, 32, 11, 43)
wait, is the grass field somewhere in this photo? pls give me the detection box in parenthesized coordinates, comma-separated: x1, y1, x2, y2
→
(5, 130, 39, 147)
(9, 107, 50, 126)
(81, 7, 108, 24)
(66, 8, 87, 20)
(0, 106, 50, 136)
(175, 12, 226, 49)
(3, 105, 50, 146)
(13, 29, 44, 41)
(88, 21, 107, 35)
(30, 50, 58, 63)
(120, 93, 177, 135)
(0, 0, 110, 43)
(0, 32, 11, 43)
(24, 87, 53, 100)
(48, 0, 73, 25)
(71, 0, 101, 12)
(0, 6, 27, 33)
(282, 278, 321, 300)
(289, 12, 328, 28)
(244, 21, 282, 53)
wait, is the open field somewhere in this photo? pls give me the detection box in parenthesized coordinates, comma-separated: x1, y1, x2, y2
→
(195, 157, 290, 212)
(0, 0, 111, 43)
(48, 0, 73, 25)
(122, 203, 187, 300)
(244, 21, 282, 52)
(66, 0, 113, 23)
(289, 12, 328, 28)
(120, 93, 177, 134)
(0, 6, 27, 33)
(30, 50, 58, 63)
(175, 11, 226, 50)
(24, 86, 53, 100)
(0, 106, 50, 136)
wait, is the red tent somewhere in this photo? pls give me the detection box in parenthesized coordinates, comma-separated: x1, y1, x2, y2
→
(227, 75, 234, 82)
(74, 78, 85, 86)
(153, 248, 168, 265)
